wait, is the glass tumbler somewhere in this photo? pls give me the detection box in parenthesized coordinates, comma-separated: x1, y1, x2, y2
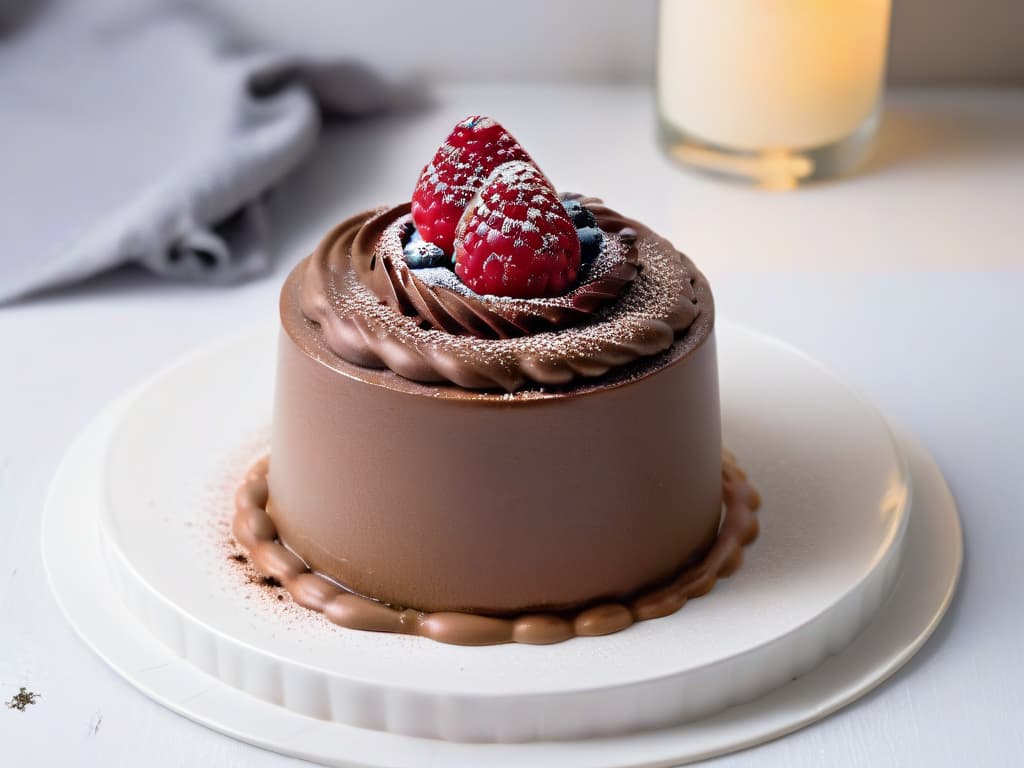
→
(657, 0, 892, 189)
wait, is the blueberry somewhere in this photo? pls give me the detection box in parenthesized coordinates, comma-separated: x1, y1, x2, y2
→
(562, 200, 598, 229)
(403, 239, 448, 269)
(407, 227, 423, 244)
(577, 227, 602, 263)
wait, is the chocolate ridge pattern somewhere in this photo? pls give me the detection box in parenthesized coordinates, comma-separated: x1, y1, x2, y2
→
(298, 201, 708, 392)
(353, 203, 640, 339)
(232, 454, 760, 646)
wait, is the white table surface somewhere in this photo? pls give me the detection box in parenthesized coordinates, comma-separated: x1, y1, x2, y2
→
(2, 84, 1023, 766)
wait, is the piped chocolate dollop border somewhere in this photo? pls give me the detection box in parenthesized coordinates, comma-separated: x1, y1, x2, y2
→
(299, 203, 708, 392)
(232, 454, 761, 646)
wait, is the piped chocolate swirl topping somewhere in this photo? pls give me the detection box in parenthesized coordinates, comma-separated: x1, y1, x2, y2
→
(298, 200, 709, 392)
(351, 203, 639, 340)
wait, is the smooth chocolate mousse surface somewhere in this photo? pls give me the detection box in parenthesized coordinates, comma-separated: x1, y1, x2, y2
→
(235, 453, 760, 645)
(261, 203, 731, 618)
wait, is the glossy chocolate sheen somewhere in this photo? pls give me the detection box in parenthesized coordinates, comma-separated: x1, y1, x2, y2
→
(268, 260, 723, 614)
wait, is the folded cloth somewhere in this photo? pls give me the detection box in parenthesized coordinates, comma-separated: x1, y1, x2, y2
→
(0, 0, 386, 303)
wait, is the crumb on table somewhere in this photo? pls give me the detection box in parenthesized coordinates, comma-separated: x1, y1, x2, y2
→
(6, 687, 40, 711)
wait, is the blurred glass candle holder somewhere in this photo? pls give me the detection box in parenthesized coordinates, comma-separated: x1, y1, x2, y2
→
(657, 0, 891, 189)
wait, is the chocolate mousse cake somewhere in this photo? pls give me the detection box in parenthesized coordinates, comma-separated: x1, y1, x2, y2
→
(233, 116, 760, 645)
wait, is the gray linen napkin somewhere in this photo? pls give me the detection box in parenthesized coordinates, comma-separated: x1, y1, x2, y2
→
(0, 0, 384, 303)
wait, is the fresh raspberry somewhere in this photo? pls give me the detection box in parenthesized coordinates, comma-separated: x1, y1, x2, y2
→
(453, 161, 581, 298)
(411, 115, 535, 255)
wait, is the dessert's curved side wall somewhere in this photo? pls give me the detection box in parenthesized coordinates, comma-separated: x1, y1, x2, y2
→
(267, 327, 723, 615)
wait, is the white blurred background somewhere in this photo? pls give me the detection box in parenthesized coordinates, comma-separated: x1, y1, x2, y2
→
(211, 0, 1024, 84)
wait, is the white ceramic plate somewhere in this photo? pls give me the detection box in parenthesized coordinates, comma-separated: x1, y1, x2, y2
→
(41, 380, 961, 766)
(48, 324, 922, 746)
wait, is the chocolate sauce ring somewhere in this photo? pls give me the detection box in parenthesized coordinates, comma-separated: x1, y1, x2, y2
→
(232, 453, 760, 646)
(351, 203, 640, 339)
(299, 203, 707, 392)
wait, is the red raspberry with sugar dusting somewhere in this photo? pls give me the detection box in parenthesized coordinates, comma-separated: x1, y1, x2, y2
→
(411, 116, 535, 255)
(453, 161, 581, 299)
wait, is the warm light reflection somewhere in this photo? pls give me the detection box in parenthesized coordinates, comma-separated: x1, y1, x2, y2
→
(670, 145, 814, 190)
(879, 477, 909, 524)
